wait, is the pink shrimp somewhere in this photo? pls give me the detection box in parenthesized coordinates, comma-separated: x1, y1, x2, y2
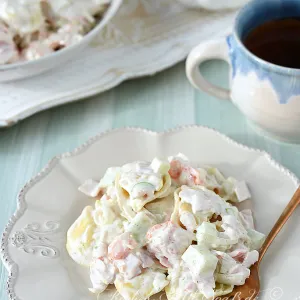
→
(147, 221, 193, 267)
(230, 249, 247, 263)
(169, 157, 204, 186)
(185, 282, 196, 292)
(159, 256, 171, 268)
(189, 167, 204, 185)
(169, 160, 183, 179)
(108, 233, 137, 260)
(146, 223, 165, 239)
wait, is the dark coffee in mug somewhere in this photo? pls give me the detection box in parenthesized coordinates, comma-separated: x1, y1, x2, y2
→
(243, 18, 300, 68)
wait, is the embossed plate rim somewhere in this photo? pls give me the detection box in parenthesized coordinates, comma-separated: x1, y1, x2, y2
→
(1, 125, 299, 300)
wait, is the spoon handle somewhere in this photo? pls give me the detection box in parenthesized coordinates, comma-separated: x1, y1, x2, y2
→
(258, 187, 300, 263)
(258, 186, 300, 263)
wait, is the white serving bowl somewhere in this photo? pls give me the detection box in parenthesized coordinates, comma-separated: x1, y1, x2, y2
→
(0, 0, 122, 82)
(177, 0, 249, 10)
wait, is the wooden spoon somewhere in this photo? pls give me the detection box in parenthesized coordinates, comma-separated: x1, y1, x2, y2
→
(219, 187, 300, 300)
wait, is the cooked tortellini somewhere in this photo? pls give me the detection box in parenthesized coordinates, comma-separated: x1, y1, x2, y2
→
(67, 155, 265, 299)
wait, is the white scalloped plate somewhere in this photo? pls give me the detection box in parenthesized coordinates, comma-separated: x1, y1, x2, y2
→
(1, 126, 299, 300)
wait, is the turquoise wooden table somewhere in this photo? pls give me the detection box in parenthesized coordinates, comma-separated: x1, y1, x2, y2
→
(0, 60, 300, 299)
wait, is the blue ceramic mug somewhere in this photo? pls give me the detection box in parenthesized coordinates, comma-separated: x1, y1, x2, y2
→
(186, 0, 300, 143)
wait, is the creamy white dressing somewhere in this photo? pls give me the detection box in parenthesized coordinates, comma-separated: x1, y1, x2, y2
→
(79, 167, 120, 197)
(179, 185, 230, 215)
(92, 220, 124, 245)
(90, 257, 116, 293)
(67, 155, 265, 299)
(114, 253, 142, 280)
(115, 269, 169, 300)
(221, 215, 249, 241)
(119, 161, 164, 202)
(182, 245, 218, 299)
(92, 241, 108, 258)
(179, 211, 197, 232)
(93, 197, 121, 226)
(166, 263, 199, 300)
(146, 221, 194, 267)
(213, 251, 252, 286)
(107, 231, 156, 281)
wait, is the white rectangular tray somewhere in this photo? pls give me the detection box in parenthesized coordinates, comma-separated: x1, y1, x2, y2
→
(0, 0, 236, 127)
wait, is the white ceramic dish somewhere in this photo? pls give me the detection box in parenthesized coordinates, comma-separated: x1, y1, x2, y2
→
(0, 0, 122, 83)
(0, 0, 236, 127)
(1, 126, 299, 300)
(177, 0, 249, 10)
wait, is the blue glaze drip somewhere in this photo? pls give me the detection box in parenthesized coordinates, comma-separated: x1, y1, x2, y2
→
(227, 36, 300, 104)
(226, 35, 237, 78)
(228, 0, 300, 104)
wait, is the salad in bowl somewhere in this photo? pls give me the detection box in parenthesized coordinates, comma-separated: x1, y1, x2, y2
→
(67, 154, 265, 300)
(0, 0, 122, 81)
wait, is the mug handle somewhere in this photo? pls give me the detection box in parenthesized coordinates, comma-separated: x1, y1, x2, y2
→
(186, 38, 230, 100)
